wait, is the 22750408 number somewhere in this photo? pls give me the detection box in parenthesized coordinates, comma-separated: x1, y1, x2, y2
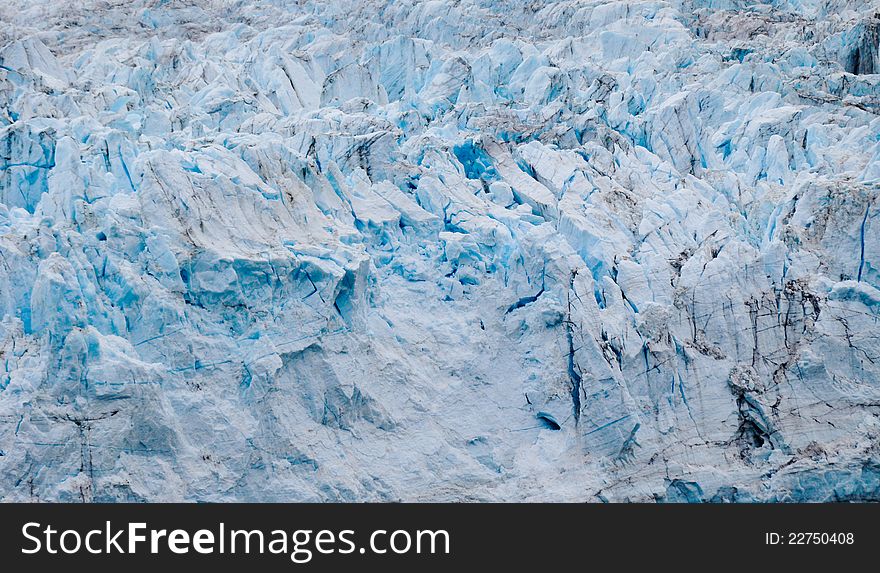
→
(765, 532, 854, 545)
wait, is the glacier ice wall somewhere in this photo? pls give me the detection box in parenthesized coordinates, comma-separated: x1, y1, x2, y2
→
(0, 0, 879, 502)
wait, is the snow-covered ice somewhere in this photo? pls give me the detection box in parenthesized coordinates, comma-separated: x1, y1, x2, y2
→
(1, 0, 879, 501)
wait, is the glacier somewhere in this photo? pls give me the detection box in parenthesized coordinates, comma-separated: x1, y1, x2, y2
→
(0, 0, 878, 502)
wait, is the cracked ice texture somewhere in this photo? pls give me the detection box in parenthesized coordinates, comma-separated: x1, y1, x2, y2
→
(0, 0, 879, 502)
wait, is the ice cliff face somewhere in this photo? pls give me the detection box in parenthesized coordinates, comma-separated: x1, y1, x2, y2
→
(0, 0, 879, 502)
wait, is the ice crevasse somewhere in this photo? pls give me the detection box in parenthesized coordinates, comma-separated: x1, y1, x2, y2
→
(0, 0, 879, 501)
